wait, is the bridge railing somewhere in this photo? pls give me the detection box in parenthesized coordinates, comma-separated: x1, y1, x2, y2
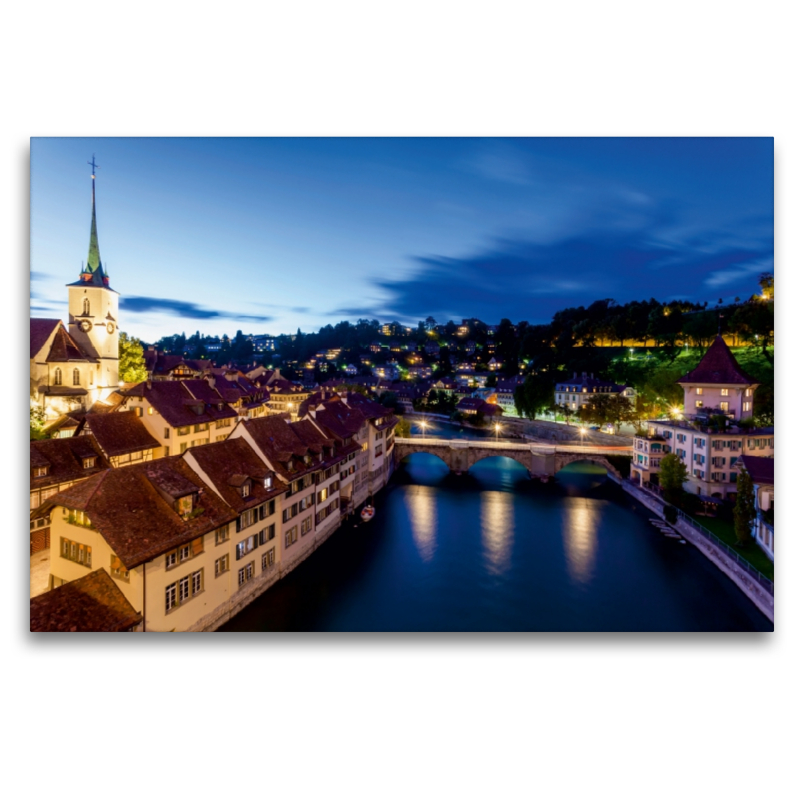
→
(395, 437, 632, 456)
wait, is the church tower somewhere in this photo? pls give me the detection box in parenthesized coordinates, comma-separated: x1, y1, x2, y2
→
(67, 158, 120, 395)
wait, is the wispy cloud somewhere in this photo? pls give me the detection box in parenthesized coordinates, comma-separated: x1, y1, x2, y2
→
(704, 257, 774, 289)
(368, 205, 773, 323)
(121, 296, 272, 323)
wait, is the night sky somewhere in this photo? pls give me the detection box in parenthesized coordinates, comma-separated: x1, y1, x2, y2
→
(30, 137, 773, 342)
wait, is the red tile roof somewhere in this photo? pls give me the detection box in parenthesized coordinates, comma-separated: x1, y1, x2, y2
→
(30, 569, 142, 632)
(30, 436, 110, 491)
(184, 437, 286, 512)
(32, 458, 237, 569)
(76, 411, 161, 458)
(678, 336, 758, 386)
(123, 380, 237, 427)
(30, 318, 61, 359)
(740, 455, 774, 485)
(46, 324, 96, 363)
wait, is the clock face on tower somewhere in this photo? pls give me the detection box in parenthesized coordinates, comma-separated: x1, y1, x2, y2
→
(79, 320, 92, 333)
(106, 322, 115, 334)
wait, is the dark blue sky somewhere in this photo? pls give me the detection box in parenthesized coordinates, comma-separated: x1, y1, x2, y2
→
(30, 137, 773, 341)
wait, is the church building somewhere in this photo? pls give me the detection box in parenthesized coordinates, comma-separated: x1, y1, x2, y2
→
(30, 161, 120, 421)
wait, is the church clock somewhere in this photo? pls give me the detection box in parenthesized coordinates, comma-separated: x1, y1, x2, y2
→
(79, 320, 92, 333)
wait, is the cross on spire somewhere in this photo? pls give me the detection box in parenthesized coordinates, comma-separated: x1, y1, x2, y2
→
(88, 155, 99, 178)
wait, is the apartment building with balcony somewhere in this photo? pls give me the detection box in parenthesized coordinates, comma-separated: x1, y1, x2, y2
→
(632, 337, 772, 500)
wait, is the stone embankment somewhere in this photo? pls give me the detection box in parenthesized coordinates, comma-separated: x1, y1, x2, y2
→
(620, 481, 774, 624)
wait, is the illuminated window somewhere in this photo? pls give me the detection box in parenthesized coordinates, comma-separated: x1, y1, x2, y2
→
(721, 389, 729, 396)
(696, 400, 703, 408)
(696, 388, 704, 395)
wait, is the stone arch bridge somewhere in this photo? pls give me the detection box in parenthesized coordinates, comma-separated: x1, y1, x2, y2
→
(393, 438, 630, 482)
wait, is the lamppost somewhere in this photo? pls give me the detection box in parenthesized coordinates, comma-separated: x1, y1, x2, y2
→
(420, 420, 428, 440)
(494, 422, 501, 443)
(579, 426, 587, 446)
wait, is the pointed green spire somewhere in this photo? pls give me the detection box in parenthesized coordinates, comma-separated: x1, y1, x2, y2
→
(86, 157, 102, 273)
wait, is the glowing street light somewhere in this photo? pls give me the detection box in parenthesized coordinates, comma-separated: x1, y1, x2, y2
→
(579, 426, 587, 445)
(420, 420, 428, 440)
(671, 406, 683, 419)
(494, 422, 501, 443)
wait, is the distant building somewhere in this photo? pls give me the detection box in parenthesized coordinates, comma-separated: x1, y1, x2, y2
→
(554, 372, 634, 411)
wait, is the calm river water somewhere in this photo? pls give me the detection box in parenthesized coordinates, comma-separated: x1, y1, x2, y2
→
(222, 423, 772, 632)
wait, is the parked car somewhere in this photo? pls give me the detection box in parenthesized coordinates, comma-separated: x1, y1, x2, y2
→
(589, 425, 600, 431)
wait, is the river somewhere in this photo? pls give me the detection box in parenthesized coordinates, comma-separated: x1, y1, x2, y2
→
(221, 421, 772, 632)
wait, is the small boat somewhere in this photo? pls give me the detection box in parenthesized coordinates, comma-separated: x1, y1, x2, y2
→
(360, 505, 375, 522)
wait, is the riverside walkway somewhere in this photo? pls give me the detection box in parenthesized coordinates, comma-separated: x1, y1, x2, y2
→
(393, 437, 632, 480)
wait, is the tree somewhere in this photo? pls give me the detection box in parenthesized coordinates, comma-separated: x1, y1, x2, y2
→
(30, 403, 47, 440)
(118, 332, 148, 384)
(514, 373, 554, 420)
(395, 416, 411, 437)
(659, 453, 688, 505)
(734, 469, 756, 546)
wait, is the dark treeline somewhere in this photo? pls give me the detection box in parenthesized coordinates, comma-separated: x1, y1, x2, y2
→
(153, 275, 774, 425)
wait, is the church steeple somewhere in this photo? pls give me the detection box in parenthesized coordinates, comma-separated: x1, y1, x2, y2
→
(79, 156, 110, 287)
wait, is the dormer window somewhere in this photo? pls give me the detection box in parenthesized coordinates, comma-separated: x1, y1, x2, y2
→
(242, 483, 250, 498)
(83, 457, 96, 469)
(176, 494, 194, 518)
(264, 476, 272, 489)
(33, 465, 49, 478)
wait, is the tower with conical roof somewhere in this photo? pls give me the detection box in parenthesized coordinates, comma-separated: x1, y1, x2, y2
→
(677, 335, 759, 421)
(67, 157, 120, 394)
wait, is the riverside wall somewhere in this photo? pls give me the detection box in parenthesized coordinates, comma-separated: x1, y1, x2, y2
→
(619, 481, 774, 624)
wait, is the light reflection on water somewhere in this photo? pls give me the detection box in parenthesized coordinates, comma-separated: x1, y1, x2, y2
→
(408, 485, 437, 562)
(562, 498, 599, 584)
(480, 490, 514, 575)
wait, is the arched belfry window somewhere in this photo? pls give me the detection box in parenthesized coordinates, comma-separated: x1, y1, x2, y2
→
(54, 368, 62, 386)
(83, 298, 90, 316)
(73, 368, 80, 386)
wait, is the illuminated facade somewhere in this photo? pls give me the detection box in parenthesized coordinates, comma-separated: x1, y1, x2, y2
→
(30, 164, 120, 419)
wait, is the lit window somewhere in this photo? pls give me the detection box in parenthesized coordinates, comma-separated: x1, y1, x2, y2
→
(696, 388, 703, 395)
(721, 389, 729, 396)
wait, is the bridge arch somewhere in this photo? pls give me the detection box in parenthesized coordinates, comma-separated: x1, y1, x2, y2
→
(395, 450, 451, 471)
(554, 454, 623, 481)
(466, 453, 532, 473)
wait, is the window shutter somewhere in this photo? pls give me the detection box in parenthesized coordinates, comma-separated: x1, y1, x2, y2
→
(192, 536, 204, 555)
